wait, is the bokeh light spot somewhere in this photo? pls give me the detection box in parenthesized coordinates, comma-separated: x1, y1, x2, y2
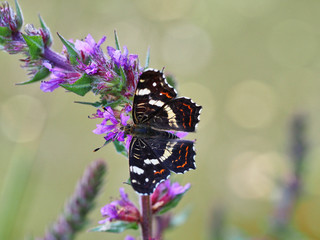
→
(228, 152, 288, 199)
(225, 80, 276, 129)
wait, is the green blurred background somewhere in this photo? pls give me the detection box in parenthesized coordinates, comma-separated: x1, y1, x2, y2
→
(1, 0, 320, 239)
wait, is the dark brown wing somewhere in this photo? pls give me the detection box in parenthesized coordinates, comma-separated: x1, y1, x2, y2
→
(148, 97, 202, 132)
(129, 137, 170, 195)
(133, 69, 177, 124)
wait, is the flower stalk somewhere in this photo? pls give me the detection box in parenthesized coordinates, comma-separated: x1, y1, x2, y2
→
(140, 195, 152, 240)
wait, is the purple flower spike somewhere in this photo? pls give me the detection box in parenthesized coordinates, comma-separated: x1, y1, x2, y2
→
(99, 188, 140, 224)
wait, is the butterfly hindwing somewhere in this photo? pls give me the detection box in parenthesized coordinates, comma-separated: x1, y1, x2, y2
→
(148, 97, 202, 132)
(133, 69, 177, 124)
(129, 137, 170, 195)
(145, 138, 196, 174)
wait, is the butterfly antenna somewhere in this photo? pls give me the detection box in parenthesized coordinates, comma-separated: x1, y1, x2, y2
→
(93, 140, 109, 152)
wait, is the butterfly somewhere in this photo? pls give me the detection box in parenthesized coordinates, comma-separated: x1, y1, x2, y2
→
(124, 68, 202, 195)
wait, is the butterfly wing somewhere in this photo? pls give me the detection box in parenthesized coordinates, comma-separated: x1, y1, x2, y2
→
(148, 97, 202, 132)
(133, 69, 177, 124)
(146, 138, 196, 174)
(129, 137, 170, 195)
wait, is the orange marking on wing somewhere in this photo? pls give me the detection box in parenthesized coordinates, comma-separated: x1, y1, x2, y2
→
(155, 169, 165, 175)
(182, 103, 192, 110)
(185, 146, 189, 159)
(182, 103, 194, 127)
(175, 155, 182, 162)
(177, 160, 187, 168)
(161, 91, 173, 98)
(177, 146, 189, 168)
(179, 108, 187, 128)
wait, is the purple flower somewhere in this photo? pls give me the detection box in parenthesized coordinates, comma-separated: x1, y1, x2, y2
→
(92, 106, 132, 143)
(168, 130, 188, 139)
(75, 34, 106, 61)
(107, 46, 128, 68)
(40, 78, 65, 92)
(99, 188, 140, 224)
(0, 2, 21, 32)
(40, 62, 81, 92)
(75, 34, 94, 55)
(151, 180, 190, 214)
(3, 40, 26, 54)
(124, 236, 136, 240)
(41, 34, 108, 94)
(107, 45, 139, 72)
(85, 62, 98, 75)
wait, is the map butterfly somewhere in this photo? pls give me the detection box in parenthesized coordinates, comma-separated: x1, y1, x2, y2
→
(125, 69, 202, 195)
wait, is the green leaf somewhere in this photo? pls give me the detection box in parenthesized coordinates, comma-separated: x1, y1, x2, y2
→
(0, 39, 5, 47)
(14, 0, 23, 30)
(101, 99, 124, 109)
(145, 47, 150, 68)
(74, 101, 101, 107)
(114, 29, 120, 50)
(22, 34, 44, 59)
(39, 15, 52, 46)
(158, 188, 190, 215)
(0, 27, 11, 38)
(165, 74, 177, 89)
(90, 221, 138, 233)
(113, 140, 128, 157)
(124, 178, 131, 186)
(60, 74, 93, 96)
(119, 67, 126, 90)
(57, 32, 79, 65)
(16, 66, 50, 85)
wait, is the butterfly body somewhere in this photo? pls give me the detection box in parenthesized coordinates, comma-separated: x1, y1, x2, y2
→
(127, 68, 202, 195)
(124, 124, 178, 139)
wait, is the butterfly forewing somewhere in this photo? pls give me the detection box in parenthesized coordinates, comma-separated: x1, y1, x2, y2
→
(148, 97, 202, 132)
(133, 69, 177, 124)
(129, 137, 170, 194)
